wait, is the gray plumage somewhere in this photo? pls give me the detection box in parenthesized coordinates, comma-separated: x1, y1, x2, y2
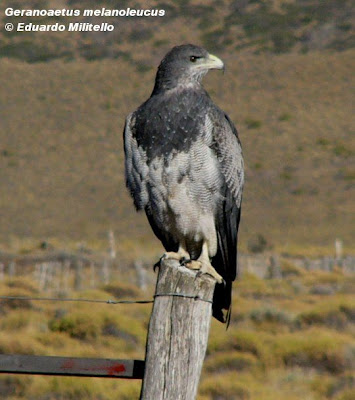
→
(124, 44, 244, 323)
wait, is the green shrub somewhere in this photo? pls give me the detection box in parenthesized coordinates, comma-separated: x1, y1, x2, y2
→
(280, 167, 293, 181)
(278, 113, 292, 121)
(333, 143, 353, 157)
(244, 117, 262, 129)
(49, 312, 101, 340)
(338, 168, 355, 182)
(317, 137, 330, 146)
(201, 29, 225, 52)
(272, 30, 297, 53)
(252, 162, 263, 170)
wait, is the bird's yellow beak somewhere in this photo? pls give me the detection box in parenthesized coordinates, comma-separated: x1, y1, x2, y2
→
(204, 53, 225, 71)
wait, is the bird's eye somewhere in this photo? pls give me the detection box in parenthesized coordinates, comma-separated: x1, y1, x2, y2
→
(190, 56, 199, 62)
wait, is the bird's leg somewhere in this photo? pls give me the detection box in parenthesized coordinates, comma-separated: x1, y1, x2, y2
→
(162, 242, 190, 263)
(185, 242, 224, 284)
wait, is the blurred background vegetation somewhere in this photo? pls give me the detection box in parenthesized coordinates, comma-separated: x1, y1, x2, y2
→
(0, 0, 354, 399)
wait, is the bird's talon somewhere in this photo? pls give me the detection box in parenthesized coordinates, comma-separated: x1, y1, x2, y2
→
(195, 270, 203, 279)
(153, 259, 161, 272)
(180, 257, 191, 266)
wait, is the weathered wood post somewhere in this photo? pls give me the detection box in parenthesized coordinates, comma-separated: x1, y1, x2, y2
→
(0, 263, 4, 281)
(74, 260, 83, 290)
(268, 254, 282, 279)
(140, 258, 216, 400)
(134, 260, 148, 291)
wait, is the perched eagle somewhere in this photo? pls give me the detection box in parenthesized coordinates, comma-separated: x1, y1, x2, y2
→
(124, 44, 244, 323)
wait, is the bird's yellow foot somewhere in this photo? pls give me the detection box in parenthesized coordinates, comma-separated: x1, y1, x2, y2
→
(162, 251, 183, 261)
(185, 260, 224, 284)
(154, 252, 181, 272)
(162, 247, 191, 263)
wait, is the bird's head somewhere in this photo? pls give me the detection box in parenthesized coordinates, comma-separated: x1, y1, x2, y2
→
(152, 44, 224, 94)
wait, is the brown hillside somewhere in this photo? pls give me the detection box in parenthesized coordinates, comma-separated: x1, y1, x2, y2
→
(0, 49, 354, 255)
(1, 0, 354, 62)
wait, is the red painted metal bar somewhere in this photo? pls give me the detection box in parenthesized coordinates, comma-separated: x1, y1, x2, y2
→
(0, 354, 144, 379)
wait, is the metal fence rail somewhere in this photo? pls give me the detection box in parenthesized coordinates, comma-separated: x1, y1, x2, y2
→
(0, 354, 144, 379)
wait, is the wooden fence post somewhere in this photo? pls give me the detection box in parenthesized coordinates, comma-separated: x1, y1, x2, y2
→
(0, 263, 4, 281)
(8, 261, 16, 277)
(134, 260, 147, 291)
(74, 260, 83, 290)
(140, 258, 216, 400)
(268, 254, 282, 279)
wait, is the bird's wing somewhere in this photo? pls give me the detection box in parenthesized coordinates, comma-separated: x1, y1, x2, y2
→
(209, 111, 244, 322)
(211, 112, 244, 217)
(123, 112, 179, 252)
(123, 112, 149, 211)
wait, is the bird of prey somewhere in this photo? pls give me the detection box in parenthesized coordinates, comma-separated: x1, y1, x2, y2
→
(124, 44, 244, 323)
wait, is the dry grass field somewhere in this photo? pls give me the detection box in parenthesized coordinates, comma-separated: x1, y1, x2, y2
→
(0, 262, 353, 400)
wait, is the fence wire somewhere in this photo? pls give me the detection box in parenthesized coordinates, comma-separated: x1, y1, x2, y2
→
(0, 295, 154, 305)
(0, 293, 214, 305)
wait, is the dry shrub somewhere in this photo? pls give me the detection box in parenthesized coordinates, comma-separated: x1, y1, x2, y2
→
(281, 261, 304, 277)
(0, 309, 35, 330)
(100, 310, 146, 346)
(200, 371, 250, 400)
(0, 288, 34, 310)
(274, 329, 352, 373)
(297, 309, 348, 330)
(205, 351, 258, 374)
(0, 332, 45, 355)
(235, 273, 271, 299)
(0, 277, 40, 310)
(102, 281, 142, 299)
(334, 388, 355, 400)
(228, 330, 271, 363)
(249, 307, 293, 325)
(0, 375, 30, 399)
(296, 297, 354, 330)
(6, 277, 39, 293)
(0, 295, 32, 310)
